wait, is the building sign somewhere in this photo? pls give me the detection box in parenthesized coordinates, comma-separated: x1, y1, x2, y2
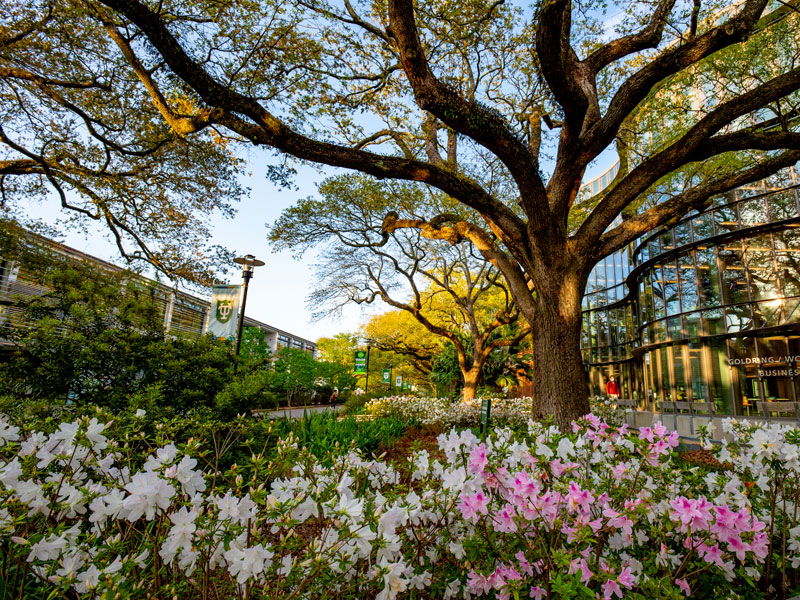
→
(758, 368, 800, 377)
(727, 356, 800, 366)
(207, 284, 242, 340)
(382, 369, 391, 384)
(354, 350, 367, 374)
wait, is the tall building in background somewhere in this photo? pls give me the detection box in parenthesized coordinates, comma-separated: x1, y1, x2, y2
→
(578, 0, 800, 424)
(581, 165, 800, 419)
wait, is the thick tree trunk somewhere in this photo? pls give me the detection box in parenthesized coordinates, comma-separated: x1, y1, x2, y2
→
(462, 367, 481, 402)
(530, 273, 591, 429)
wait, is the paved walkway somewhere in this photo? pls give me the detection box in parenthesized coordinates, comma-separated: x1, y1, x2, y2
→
(257, 405, 342, 419)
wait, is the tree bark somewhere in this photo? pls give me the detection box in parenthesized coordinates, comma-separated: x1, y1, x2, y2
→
(530, 272, 591, 428)
(462, 366, 481, 402)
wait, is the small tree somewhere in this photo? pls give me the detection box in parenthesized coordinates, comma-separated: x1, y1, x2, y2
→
(273, 176, 530, 401)
(0, 255, 232, 410)
(271, 347, 318, 408)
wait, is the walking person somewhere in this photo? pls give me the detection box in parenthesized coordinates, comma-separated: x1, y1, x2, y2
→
(606, 376, 620, 400)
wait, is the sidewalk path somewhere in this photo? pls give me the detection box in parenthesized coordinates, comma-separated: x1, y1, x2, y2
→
(257, 405, 342, 419)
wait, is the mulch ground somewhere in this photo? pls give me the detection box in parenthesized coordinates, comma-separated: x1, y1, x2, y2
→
(677, 448, 734, 471)
(377, 425, 446, 464)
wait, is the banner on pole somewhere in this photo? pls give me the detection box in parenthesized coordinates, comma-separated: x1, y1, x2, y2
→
(354, 350, 367, 373)
(395, 375, 402, 387)
(382, 369, 391, 384)
(207, 284, 242, 340)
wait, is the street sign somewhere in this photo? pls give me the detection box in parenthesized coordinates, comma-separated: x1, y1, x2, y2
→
(382, 369, 390, 383)
(354, 350, 367, 373)
(480, 398, 492, 432)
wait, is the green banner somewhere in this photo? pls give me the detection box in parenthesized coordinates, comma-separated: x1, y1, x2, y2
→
(382, 369, 390, 383)
(207, 284, 242, 340)
(480, 398, 492, 427)
(354, 350, 367, 374)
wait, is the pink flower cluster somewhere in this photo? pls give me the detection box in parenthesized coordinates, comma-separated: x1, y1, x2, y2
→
(669, 496, 769, 566)
(458, 415, 774, 599)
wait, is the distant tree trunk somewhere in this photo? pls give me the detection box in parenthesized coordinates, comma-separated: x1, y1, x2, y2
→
(459, 348, 490, 403)
(528, 269, 591, 428)
(462, 366, 481, 402)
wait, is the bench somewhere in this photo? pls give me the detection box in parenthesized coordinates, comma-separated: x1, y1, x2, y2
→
(660, 401, 715, 435)
(755, 401, 800, 424)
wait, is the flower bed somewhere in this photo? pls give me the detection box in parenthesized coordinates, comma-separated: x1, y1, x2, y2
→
(0, 412, 798, 599)
(364, 395, 534, 427)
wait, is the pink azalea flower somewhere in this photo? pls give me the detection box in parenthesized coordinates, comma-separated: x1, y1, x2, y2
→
(611, 463, 628, 481)
(561, 524, 578, 542)
(670, 497, 712, 531)
(467, 570, 491, 595)
(567, 482, 594, 514)
(618, 566, 635, 589)
(529, 586, 546, 599)
(727, 535, 750, 561)
(750, 532, 769, 561)
(512, 470, 538, 498)
(549, 459, 566, 478)
(515, 551, 534, 576)
(459, 491, 490, 523)
(675, 578, 691, 597)
(602, 579, 623, 599)
(493, 503, 518, 533)
(568, 557, 594, 584)
(699, 543, 724, 568)
(580, 559, 594, 584)
(469, 444, 488, 474)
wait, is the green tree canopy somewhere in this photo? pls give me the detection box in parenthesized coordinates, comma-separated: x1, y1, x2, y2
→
(5, 0, 800, 423)
(0, 1, 247, 285)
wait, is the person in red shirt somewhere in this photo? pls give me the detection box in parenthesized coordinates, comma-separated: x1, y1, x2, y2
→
(606, 376, 620, 399)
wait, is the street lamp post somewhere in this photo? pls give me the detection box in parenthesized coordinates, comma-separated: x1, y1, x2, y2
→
(233, 254, 265, 359)
(364, 342, 371, 393)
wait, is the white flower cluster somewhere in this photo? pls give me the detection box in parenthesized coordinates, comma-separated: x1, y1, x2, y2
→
(363, 395, 533, 427)
(0, 414, 470, 599)
(0, 412, 797, 599)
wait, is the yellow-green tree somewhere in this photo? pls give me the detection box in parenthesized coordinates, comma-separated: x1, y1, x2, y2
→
(361, 309, 439, 392)
(273, 177, 530, 401)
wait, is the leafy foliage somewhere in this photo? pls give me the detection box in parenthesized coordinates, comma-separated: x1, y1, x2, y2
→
(4, 0, 800, 422)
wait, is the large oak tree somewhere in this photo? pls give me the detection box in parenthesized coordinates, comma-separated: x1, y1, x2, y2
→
(0, 0, 247, 285)
(5, 0, 800, 424)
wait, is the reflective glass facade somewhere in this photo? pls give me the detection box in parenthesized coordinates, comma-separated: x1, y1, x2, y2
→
(582, 181, 800, 418)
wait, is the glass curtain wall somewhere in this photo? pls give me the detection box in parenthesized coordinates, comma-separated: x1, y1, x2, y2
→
(582, 183, 800, 417)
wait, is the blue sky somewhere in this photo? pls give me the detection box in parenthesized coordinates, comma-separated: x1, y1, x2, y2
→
(32, 157, 378, 343)
(41, 145, 616, 343)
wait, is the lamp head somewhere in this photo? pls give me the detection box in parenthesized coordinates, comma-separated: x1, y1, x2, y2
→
(234, 254, 265, 279)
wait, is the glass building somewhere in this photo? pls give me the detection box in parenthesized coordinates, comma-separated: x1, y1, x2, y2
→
(581, 172, 800, 420)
